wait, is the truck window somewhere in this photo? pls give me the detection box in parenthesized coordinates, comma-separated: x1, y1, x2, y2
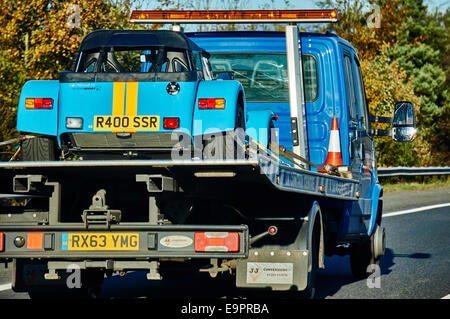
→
(353, 57, 369, 130)
(209, 53, 318, 102)
(344, 54, 358, 121)
(303, 54, 318, 102)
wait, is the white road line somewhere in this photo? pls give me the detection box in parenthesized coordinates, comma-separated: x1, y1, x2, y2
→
(442, 294, 450, 299)
(0, 283, 12, 292)
(384, 203, 450, 218)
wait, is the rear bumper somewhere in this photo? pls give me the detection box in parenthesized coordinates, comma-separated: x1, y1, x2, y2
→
(60, 132, 192, 158)
(0, 224, 249, 259)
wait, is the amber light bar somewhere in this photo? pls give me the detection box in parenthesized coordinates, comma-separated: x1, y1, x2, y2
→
(130, 9, 339, 24)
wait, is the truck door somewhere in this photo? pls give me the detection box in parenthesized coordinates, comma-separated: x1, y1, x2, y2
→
(343, 52, 361, 182)
(352, 56, 374, 203)
(343, 50, 373, 233)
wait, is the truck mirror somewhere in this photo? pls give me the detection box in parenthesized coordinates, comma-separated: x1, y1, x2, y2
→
(216, 71, 235, 80)
(392, 102, 416, 142)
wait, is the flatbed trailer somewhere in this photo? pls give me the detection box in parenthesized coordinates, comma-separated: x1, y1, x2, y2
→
(0, 153, 359, 297)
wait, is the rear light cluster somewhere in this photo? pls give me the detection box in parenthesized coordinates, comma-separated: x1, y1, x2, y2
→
(27, 233, 43, 249)
(0, 232, 4, 252)
(198, 98, 225, 109)
(25, 98, 53, 109)
(163, 117, 180, 129)
(194, 232, 239, 252)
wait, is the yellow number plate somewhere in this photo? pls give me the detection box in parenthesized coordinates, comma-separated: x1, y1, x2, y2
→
(93, 116, 160, 132)
(62, 233, 139, 251)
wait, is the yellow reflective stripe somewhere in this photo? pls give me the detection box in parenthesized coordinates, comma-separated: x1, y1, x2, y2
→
(112, 82, 126, 117)
(125, 82, 138, 117)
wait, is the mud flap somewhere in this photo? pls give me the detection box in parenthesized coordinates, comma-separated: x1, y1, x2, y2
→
(236, 249, 309, 291)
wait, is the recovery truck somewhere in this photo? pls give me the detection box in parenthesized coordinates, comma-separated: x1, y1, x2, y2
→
(0, 9, 417, 299)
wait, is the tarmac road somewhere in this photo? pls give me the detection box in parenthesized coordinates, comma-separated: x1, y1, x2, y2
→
(0, 187, 449, 300)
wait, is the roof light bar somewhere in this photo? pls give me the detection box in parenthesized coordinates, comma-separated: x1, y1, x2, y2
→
(130, 9, 339, 24)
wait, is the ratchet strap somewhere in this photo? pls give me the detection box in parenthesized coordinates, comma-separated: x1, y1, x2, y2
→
(274, 143, 340, 176)
(247, 137, 339, 176)
(0, 135, 35, 147)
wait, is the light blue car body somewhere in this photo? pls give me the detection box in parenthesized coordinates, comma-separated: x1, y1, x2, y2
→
(17, 30, 272, 153)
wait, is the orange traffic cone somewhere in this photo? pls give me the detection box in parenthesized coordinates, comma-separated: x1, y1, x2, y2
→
(324, 117, 343, 167)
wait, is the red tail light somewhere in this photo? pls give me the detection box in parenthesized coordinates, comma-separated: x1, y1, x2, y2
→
(198, 98, 225, 109)
(25, 98, 53, 109)
(163, 117, 180, 129)
(194, 232, 239, 252)
(0, 232, 4, 252)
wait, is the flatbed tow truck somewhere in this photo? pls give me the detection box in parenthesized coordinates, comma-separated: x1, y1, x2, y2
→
(0, 9, 416, 298)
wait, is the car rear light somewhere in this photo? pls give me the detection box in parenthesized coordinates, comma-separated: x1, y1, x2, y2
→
(25, 98, 53, 109)
(66, 117, 83, 129)
(194, 232, 239, 252)
(27, 233, 43, 250)
(163, 117, 180, 129)
(198, 98, 225, 109)
(0, 232, 4, 252)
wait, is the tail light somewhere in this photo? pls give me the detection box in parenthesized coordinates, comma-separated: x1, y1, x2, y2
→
(194, 232, 239, 252)
(25, 98, 53, 109)
(198, 98, 225, 110)
(163, 117, 180, 129)
(0, 232, 4, 252)
(27, 233, 43, 250)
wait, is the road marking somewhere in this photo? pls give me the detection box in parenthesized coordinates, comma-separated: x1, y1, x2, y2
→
(384, 203, 450, 218)
(0, 283, 12, 292)
(442, 294, 450, 299)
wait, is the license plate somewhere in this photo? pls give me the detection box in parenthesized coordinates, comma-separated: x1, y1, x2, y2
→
(93, 116, 160, 132)
(62, 233, 139, 251)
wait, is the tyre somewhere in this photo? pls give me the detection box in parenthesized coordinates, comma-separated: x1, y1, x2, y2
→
(202, 104, 246, 160)
(299, 219, 320, 299)
(349, 224, 384, 279)
(22, 136, 57, 161)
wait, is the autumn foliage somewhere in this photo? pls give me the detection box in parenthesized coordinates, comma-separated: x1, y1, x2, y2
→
(0, 0, 136, 159)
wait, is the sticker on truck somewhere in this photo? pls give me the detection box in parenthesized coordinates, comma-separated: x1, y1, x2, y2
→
(246, 262, 294, 284)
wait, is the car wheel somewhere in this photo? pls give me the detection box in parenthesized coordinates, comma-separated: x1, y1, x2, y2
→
(22, 136, 58, 161)
(202, 104, 245, 160)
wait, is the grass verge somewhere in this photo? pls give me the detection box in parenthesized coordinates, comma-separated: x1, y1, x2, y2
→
(381, 177, 449, 193)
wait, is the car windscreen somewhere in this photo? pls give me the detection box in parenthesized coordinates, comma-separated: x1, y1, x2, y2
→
(209, 53, 318, 102)
(76, 47, 191, 73)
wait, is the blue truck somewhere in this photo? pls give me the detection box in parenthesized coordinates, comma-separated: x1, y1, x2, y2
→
(0, 9, 416, 299)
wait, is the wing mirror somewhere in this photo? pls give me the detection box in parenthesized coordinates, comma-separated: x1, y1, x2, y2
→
(392, 102, 416, 142)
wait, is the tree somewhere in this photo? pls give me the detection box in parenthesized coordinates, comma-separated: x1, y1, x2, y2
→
(0, 0, 138, 160)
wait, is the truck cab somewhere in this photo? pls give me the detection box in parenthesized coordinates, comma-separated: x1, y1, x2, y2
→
(188, 31, 380, 238)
